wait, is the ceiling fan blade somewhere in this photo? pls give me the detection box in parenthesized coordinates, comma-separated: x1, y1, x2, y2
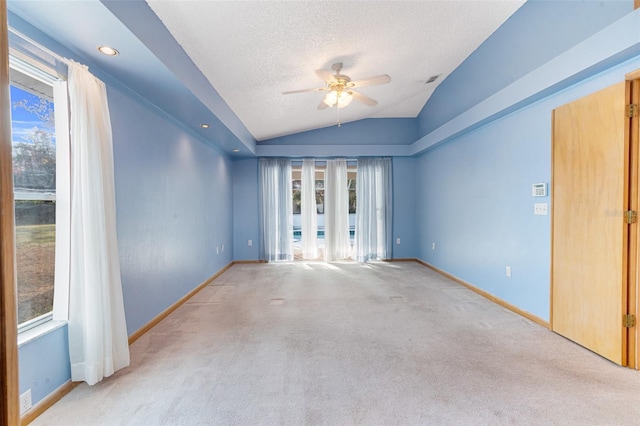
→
(282, 87, 326, 95)
(350, 90, 378, 107)
(315, 69, 337, 83)
(317, 100, 329, 110)
(348, 74, 391, 88)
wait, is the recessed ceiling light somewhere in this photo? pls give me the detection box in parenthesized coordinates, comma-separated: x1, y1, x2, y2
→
(200, 124, 210, 129)
(232, 149, 240, 153)
(97, 46, 119, 56)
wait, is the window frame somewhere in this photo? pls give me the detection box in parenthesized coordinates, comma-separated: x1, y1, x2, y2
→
(10, 51, 70, 335)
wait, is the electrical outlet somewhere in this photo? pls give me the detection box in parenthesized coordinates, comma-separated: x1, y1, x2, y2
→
(221, 244, 224, 253)
(432, 242, 436, 250)
(248, 240, 253, 247)
(216, 246, 219, 254)
(20, 389, 31, 415)
(506, 266, 512, 277)
(396, 238, 401, 245)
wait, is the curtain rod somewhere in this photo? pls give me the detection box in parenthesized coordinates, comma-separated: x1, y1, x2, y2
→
(290, 158, 358, 162)
(8, 27, 71, 66)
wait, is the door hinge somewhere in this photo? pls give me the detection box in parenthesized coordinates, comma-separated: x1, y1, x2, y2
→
(624, 210, 637, 224)
(623, 314, 636, 328)
(627, 104, 639, 118)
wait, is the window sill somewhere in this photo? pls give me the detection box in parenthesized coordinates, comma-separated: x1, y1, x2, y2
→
(18, 320, 67, 348)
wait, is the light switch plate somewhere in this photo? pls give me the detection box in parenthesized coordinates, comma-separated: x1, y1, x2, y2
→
(534, 203, 548, 215)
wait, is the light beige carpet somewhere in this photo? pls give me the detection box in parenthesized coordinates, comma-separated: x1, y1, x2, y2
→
(33, 261, 640, 425)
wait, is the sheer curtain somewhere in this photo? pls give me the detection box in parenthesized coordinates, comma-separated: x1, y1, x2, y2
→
(355, 157, 393, 262)
(301, 159, 318, 259)
(67, 60, 130, 385)
(324, 159, 351, 261)
(259, 158, 293, 261)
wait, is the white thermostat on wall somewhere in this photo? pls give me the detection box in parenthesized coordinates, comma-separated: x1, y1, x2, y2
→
(532, 183, 547, 197)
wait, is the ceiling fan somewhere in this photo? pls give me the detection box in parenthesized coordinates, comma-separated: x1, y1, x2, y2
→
(283, 62, 391, 110)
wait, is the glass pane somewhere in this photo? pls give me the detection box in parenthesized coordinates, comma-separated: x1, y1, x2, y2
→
(349, 190, 357, 213)
(11, 74, 57, 325)
(11, 85, 56, 193)
(15, 200, 56, 324)
(348, 177, 357, 214)
(316, 180, 324, 214)
(292, 179, 301, 214)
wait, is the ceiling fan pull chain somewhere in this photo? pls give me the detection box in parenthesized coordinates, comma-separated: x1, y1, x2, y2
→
(336, 103, 341, 127)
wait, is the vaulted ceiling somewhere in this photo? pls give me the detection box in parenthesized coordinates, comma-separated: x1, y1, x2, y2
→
(6, 0, 635, 157)
(146, 0, 524, 141)
(7, 1, 522, 149)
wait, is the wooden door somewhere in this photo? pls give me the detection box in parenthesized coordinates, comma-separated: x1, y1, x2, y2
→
(552, 81, 629, 365)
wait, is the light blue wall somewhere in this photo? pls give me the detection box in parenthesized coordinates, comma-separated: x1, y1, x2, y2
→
(110, 84, 233, 335)
(416, 55, 640, 322)
(19, 80, 235, 406)
(417, 0, 634, 136)
(416, 107, 551, 320)
(256, 118, 417, 158)
(13, 16, 235, 407)
(261, 118, 417, 146)
(18, 327, 70, 406)
(392, 157, 417, 259)
(232, 159, 260, 260)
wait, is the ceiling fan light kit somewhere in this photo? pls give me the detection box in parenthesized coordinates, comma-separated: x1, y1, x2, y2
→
(283, 62, 391, 126)
(323, 90, 353, 108)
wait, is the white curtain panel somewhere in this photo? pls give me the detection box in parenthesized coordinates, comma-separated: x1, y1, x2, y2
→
(67, 60, 130, 385)
(324, 159, 351, 261)
(301, 159, 318, 259)
(355, 157, 393, 262)
(52, 80, 71, 321)
(259, 158, 293, 261)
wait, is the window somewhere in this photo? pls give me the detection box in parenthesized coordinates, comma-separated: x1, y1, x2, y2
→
(292, 169, 301, 214)
(292, 165, 329, 215)
(315, 167, 356, 214)
(10, 54, 66, 331)
(293, 163, 357, 215)
(347, 168, 356, 214)
(315, 171, 324, 214)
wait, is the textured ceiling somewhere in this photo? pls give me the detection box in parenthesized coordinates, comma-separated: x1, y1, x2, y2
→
(147, 1, 525, 141)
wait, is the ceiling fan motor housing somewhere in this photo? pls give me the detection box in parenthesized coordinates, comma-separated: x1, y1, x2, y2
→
(329, 76, 352, 92)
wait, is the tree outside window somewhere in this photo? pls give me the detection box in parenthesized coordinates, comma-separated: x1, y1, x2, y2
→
(292, 178, 301, 214)
(348, 169, 356, 214)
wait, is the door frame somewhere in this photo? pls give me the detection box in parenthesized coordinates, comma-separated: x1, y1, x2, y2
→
(0, 1, 20, 423)
(627, 69, 640, 369)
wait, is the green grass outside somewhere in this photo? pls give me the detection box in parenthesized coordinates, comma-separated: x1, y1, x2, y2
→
(16, 223, 55, 245)
(16, 224, 55, 324)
